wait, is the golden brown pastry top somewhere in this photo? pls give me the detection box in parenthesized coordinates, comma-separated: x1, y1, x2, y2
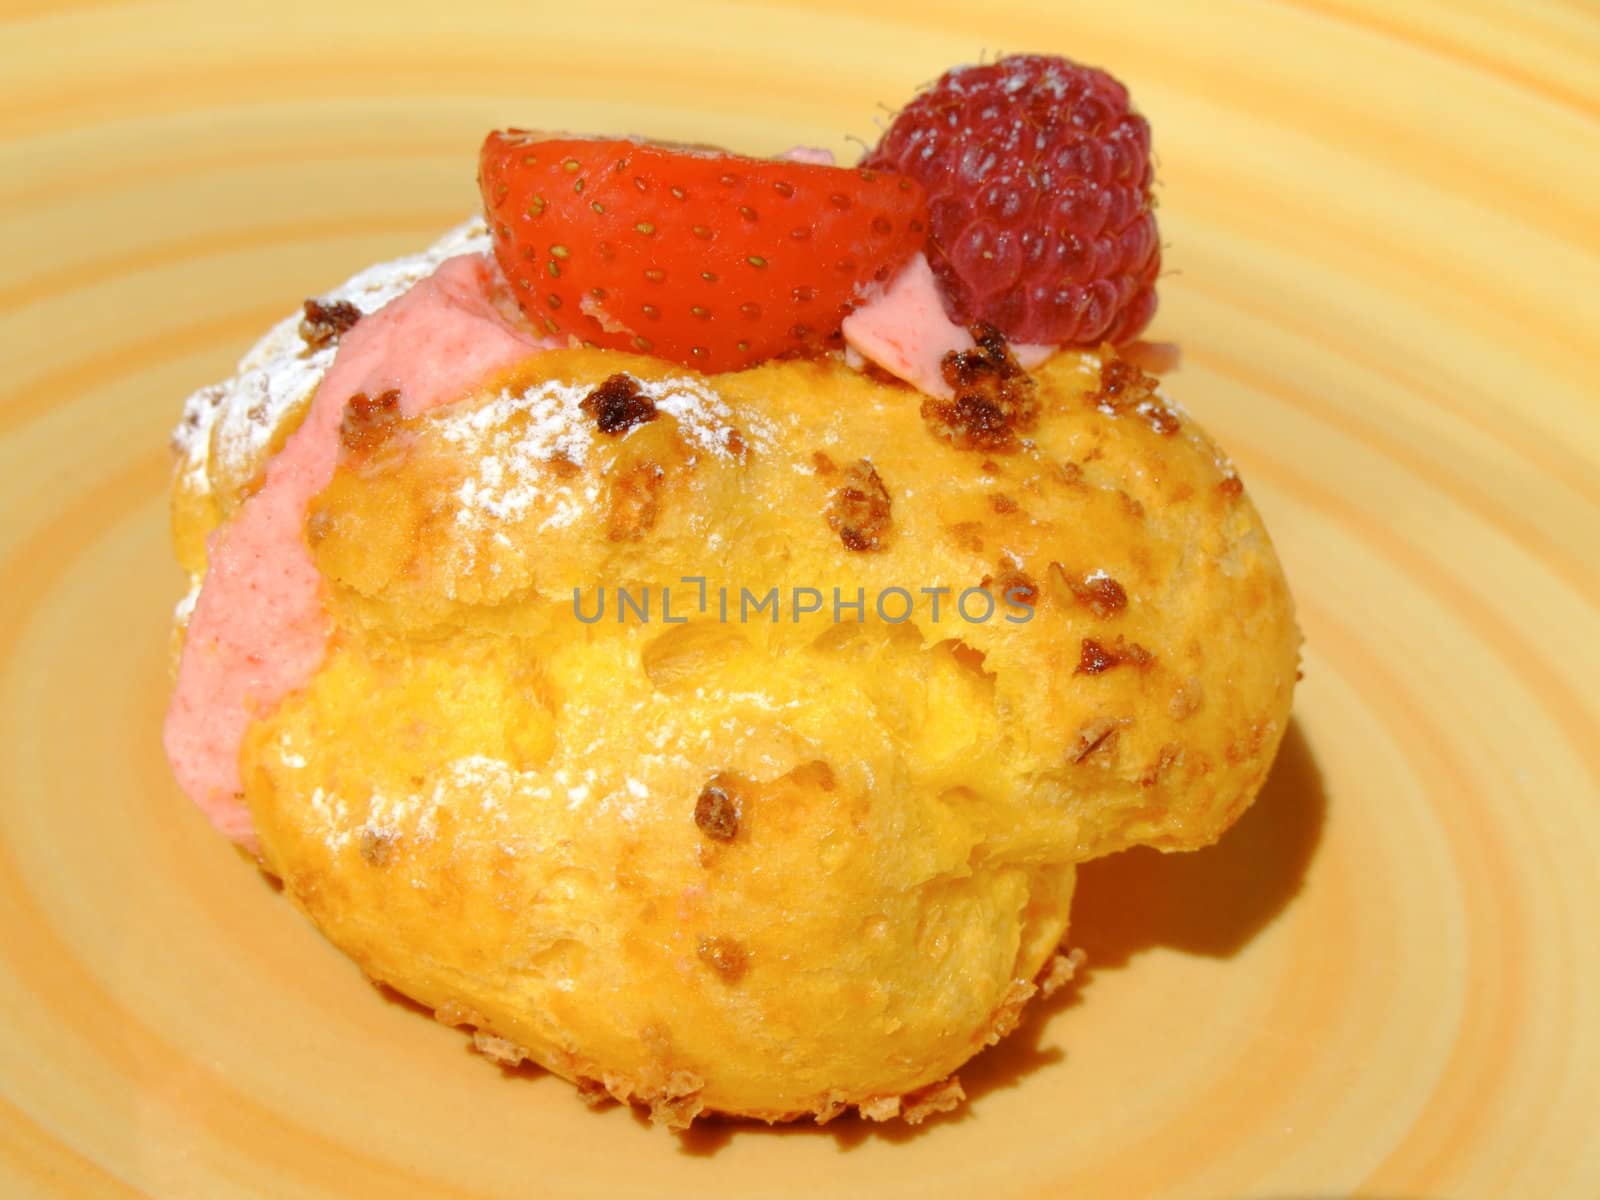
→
(178, 342, 1299, 864)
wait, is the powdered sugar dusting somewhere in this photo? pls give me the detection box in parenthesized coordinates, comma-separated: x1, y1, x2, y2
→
(437, 373, 763, 534)
(172, 218, 493, 501)
(304, 752, 694, 856)
(315, 756, 522, 856)
(310, 787, 352, 852)
(440, 380, 596, 531)
(172, 585, 198, 630)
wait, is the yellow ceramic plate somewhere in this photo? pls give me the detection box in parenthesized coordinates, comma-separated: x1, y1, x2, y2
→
(3, 1, 1597, 1196)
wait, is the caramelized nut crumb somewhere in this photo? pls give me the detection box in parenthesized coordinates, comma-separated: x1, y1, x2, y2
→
(1144, 404, 1182, 436)
(1086, 347, 1158, 413)
(1086, 347, 1183, 434)
(1075, 635, 1156, 675)
(1052, 564, 1128, 617)
(1076, 638, 1120, 675)
(694, 778, 740, 841)
(1084, 574, 1128, 616)
(923, 323, 1039, 453)
(581, 373, 658, 435)
(339, 389, 402, 454)
(299, 298, 361, 350)
(826, 459, 892, 552)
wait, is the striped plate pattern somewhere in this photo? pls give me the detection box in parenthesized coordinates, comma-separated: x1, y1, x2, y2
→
(2, 2, 1597, 1196)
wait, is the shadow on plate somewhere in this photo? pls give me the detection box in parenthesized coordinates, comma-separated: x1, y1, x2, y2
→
(1070, 718, 1325, 968)
(681, 718, 1326, 1155)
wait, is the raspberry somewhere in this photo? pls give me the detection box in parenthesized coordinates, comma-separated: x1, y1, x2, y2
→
(864, 54, 1160, 346)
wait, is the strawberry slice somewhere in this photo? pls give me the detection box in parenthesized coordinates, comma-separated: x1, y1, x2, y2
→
(479, 133, 928, 373)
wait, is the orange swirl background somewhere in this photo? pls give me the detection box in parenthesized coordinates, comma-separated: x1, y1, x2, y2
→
(2, 2, 1598, 1196)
